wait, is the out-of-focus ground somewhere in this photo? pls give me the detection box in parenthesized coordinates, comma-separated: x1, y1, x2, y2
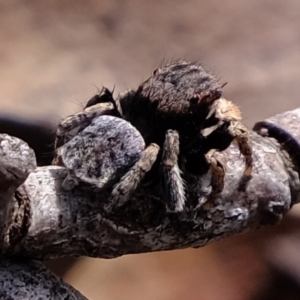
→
(1, 1, 300, 299)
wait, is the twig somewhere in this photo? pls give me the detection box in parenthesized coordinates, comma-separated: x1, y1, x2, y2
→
(0, 258, 87, 299)
(0, 108, 299, 260)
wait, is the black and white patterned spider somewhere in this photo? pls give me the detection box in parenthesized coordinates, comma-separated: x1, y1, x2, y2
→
(53, 60, 252, 213)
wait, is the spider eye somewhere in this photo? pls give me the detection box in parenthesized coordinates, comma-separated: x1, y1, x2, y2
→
(199, 90, 222, 104)
(189, 94, 199, 105)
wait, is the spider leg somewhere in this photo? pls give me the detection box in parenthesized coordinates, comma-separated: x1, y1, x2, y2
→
(227, 120, 253, 177)
(162, 130, 186, 212)
(103, 143, 160, 213)
(54, 102, 116, 150)
(206, 98, 252, 178)
(195, 150, 226, 210)
(206, 150, 225, 193)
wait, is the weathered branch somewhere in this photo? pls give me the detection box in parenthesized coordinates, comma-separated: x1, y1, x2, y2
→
(0, 108, 299, 260)
(0, 258, 87, 299)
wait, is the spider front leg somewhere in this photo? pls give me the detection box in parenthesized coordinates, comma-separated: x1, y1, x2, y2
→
(207, 98, 253, 178)
(162, 130, 186, 212)
(103, 143, 160, 213)
(227, 120, 253, 177)
(54, 87, 118, 150)
(55, 102, 117, 149)
(184, 141, 226, 208)
(205, 150, 225, 195)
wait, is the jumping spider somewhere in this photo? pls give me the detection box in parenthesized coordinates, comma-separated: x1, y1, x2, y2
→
(54, 60, 252, 213)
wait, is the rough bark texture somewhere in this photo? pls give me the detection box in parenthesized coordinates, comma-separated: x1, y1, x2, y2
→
(0, 108, 299, 261)
(0, 258, 87, 299)
(0, 107, 299, 299)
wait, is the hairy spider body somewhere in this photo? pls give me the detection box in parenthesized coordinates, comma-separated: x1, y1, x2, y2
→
(119, 62, 219, 147)
(117, 61, 252, 210)
(54, 60, 252, 213)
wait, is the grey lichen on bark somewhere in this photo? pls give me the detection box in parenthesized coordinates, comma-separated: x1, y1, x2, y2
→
(0, 109, 299, 261)
(0, 258, 87, 299)
(0, 134, 36, 252)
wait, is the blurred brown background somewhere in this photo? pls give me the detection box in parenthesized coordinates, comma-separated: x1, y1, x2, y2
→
(1, 1, 300, 299)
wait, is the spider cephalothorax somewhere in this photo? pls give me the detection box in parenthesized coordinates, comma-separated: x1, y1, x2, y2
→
(117, 60, 252, 210)
(119, 60, 222, 147)
(54, 60, 252, 213)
